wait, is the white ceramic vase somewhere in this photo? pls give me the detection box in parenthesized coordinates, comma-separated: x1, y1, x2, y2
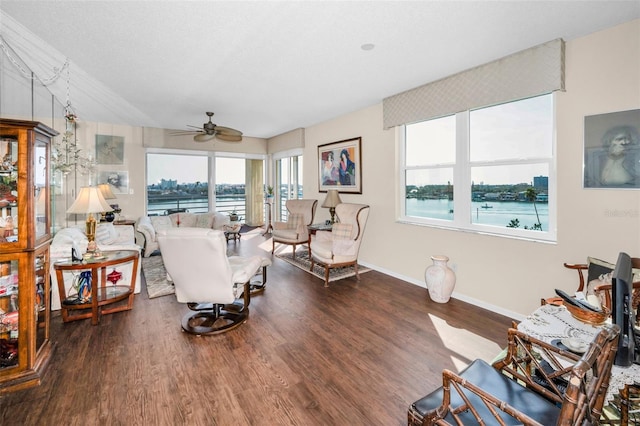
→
(425, 255, 456, 303)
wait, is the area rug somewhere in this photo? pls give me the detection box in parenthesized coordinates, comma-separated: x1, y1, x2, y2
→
(276, 249, 371, 283)
(141, 255, 175, 299)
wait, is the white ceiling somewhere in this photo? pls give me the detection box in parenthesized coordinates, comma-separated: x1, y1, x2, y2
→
(1, 1, 639, 139)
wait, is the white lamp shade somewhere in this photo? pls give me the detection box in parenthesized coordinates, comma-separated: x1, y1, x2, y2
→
(97, 183, 117, 200)
(322, 190, 342, 208)
(67, 186, 113, 214)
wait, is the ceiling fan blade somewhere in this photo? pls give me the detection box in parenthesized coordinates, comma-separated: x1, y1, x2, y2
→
(215, 133, 243, 142)
(215, 126, 243, 137)
(186, 124, 203, 130)
(169, 131, 199, 136)
(193, 133, 216, 142)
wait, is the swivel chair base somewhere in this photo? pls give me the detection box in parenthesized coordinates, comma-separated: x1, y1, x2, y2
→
(181, 303, 248, 335)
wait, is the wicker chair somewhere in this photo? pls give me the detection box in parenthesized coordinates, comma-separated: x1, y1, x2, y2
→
(408, 325, 620, 425)
(564, 258, 640, 318)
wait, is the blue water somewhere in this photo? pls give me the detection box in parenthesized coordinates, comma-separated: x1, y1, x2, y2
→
(406, 199, 549, 230)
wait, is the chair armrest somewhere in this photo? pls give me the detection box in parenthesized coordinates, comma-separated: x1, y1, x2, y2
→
(332, 239, 358, 257)
(564, 263, 588, 292)
(136, 225, 155, 243)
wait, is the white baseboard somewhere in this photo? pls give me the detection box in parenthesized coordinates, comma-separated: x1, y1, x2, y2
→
(358, 260, 526, 322)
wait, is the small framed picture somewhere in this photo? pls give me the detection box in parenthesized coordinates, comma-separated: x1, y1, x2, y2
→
(318, 137, 362, 193)
(98, 171, 129, 194)
(95, 135, 124, 165)
(583, 109, 640, 189)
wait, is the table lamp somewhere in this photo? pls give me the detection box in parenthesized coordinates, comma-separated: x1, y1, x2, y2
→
(322, 189, 342, 224)
(97, 183, 117, 222)
(67, 186, 113, 242)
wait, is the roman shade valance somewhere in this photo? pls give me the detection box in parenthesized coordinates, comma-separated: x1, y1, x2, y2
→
(383, 38, 565, 129)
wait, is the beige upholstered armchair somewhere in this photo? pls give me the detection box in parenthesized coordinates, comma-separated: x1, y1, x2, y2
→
(310, 203, 370, 287)
(157, 227, 263, 335)
(271, 199, 318, 259)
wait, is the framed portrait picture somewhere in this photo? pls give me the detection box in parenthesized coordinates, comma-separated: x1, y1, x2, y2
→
(98, 170, 129, 194)
(583, 109, 640, 189)
(318, 137, 362, 193)
(95, 135, 124, 165)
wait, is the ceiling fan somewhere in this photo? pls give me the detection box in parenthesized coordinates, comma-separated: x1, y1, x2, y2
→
(171, 112, 243, 142)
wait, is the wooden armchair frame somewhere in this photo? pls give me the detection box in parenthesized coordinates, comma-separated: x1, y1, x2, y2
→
(408, 325, 620, 425)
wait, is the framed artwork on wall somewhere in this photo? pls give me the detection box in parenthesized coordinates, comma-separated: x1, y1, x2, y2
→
(95, 134, 124, 165)
(584, 108, 640, 189)
(98, 170, 129, 194)
(318, 137, 362, 193)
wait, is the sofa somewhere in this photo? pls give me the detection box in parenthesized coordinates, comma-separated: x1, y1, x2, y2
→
(136, 212, 230, 257)
(49, 222, 142, 311)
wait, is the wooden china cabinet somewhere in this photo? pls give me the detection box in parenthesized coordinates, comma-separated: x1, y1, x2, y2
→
(0, 119, 57, 393)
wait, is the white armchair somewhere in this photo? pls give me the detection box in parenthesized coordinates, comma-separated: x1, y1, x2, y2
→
(310, 203, 370, 287)
(271, 199, 318, 259)
(157, 227, 263, 335)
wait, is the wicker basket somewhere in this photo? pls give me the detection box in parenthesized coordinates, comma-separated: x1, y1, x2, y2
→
(564, 302, 609, 325)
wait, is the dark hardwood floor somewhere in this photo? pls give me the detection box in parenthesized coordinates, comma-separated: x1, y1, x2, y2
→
(0, 230, 515, 425)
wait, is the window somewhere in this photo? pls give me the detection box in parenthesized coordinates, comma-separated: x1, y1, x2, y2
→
(146, 152, 209, 215)
(146, 151, 265, 223)
(401, 94, 556, 241)
(274, 153, 303, 221)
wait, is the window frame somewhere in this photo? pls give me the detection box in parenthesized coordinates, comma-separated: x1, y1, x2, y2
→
(399, 94, 557, 242)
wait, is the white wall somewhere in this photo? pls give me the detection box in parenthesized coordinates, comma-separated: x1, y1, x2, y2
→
(303, 19, 640, 319)
(16, 19, 640, 319)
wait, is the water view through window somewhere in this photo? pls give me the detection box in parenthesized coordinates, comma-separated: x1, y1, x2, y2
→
(146, 154, 246, 217)
(404, 94, 553, 236)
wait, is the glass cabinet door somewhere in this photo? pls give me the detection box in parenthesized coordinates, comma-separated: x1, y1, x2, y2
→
(0, 257, 20, 371)
(0, 136, 18, 244)
(34, 139, 48, 241)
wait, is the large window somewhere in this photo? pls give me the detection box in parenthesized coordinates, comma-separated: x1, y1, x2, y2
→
(146, 151, 265, 225)
(402, 94, 556, 241)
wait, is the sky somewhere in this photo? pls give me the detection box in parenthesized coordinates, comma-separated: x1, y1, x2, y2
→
(406, 94, 553, 185)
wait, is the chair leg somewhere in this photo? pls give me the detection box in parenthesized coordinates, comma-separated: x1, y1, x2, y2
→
(354, 263, 360, 281)
(324, 266, 330, 287)
(271, 238, 275, 254)
(292, 244, 296, 260)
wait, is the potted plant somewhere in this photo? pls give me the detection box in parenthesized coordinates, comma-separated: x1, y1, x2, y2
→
(266, 185, 274, 199)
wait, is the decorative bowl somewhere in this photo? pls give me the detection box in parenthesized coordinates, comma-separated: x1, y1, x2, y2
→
(564, 302, 609, 325)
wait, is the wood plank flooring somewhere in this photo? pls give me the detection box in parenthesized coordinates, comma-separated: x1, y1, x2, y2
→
(0, 230, 515, 425)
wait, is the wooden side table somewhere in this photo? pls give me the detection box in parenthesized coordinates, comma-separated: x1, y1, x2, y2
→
(53, 250, 139, 325)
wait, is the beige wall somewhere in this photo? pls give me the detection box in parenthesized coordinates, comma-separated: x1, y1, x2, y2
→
(303, 19, 640, 319)
(47, 19, 640, 319)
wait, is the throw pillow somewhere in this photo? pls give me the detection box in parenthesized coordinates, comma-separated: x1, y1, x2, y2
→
(332, 223, 353, 240)
(195, 213, 215, 228)
(587, 256, 640, 290)
(150, 215, 172, 230)
(95, 223, 118, 245)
